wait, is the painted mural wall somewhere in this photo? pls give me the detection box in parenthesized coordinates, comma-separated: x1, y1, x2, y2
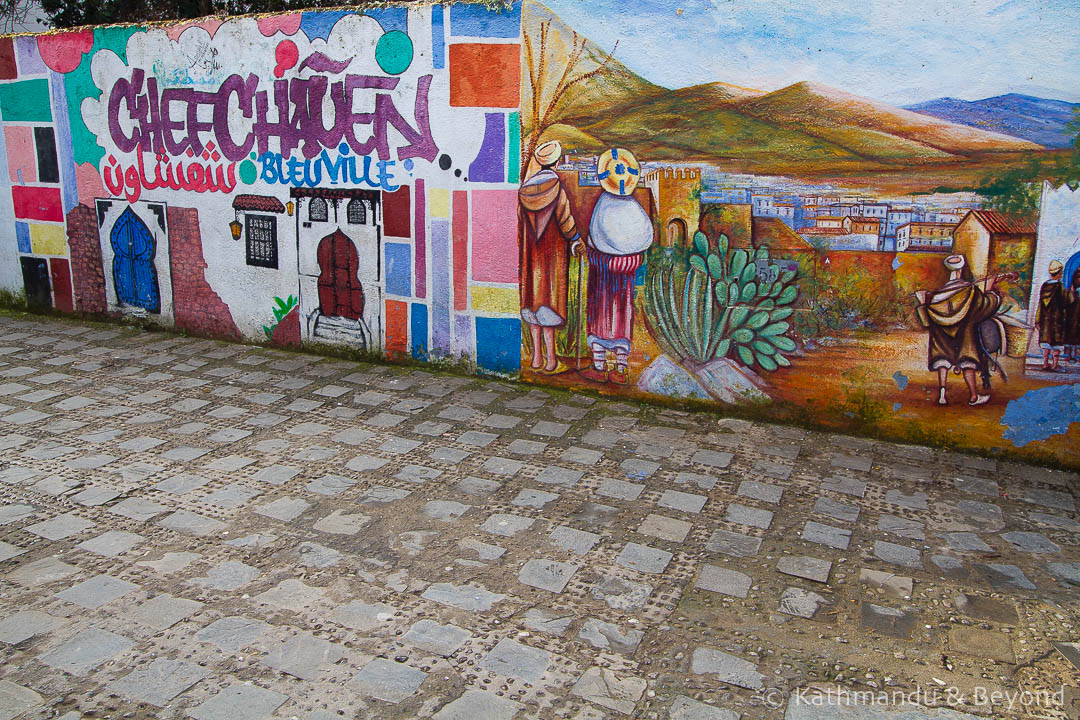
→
(1, 0, 1079, 465)
(512, 0, 1080, 467)
(0, 2, 525, 374)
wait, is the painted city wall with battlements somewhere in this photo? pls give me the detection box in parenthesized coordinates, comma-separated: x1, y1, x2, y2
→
(1, 1, 1080, 466)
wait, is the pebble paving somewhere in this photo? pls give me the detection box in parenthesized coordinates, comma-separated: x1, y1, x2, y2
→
(0, 315, 1077, 719)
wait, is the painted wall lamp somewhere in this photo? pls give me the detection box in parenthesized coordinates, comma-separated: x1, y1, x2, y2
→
(229, 210, 242, 240)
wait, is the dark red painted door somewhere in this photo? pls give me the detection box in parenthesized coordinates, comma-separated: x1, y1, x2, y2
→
(316, 229, 364, 319)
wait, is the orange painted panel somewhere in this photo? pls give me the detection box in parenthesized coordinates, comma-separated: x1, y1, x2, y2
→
(448, 43, 520, 108)
(385, 299, 408, 357)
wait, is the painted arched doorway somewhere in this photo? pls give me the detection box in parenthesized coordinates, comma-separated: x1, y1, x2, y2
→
(666, 218, 687, 247)
(110, 206, 161, 313)
(316, 229, 364, 320)
(1064, 250, 1080, 291)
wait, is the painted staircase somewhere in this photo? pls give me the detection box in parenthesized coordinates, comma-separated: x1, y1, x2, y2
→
(311, 313, 371, 350)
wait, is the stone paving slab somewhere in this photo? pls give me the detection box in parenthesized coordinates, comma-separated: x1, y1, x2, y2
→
(108, 658, 209, 706)
(38, 628, 134, 676)
(0, 680, 42, 720)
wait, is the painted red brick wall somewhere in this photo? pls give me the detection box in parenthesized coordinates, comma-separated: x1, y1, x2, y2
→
(65, 203, 106, 313)
(167, 206, 241, 341)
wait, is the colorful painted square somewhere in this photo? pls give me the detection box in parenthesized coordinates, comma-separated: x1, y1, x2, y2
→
(452, 190, 469, 311)
(449, 2, 521, 38)
(364, 7, 407, 33)
(431, 5, 446, 69)
(475, 317, 520, 374)
(12, 186, 63, 222)
(468, 113, 506, 183)
(448, 43, 520, 108)
(454, 314, 473, 358)
(384, 242, 412, 297)
(5, 126, 37, 184)
(411, 302, 428, 360)
(34, 127, 59, 184)
(14, 37, 47, 75)
(431, 220, 451, 355)
(471, 189, 519, 283)
(49, 257, 73, 312)
(384, 299, 408, 357)
(0, 38, 17, 80)
(30, 223, 66, 255)
(15, 222, 30, 253)
(0, 78, 52, 122)
(414, 179, 427, 299)
(507, 112, 520, 183)
(470, 285, 518, 313)
(382, 186, 411, 238)
(429, 188, 450, 218)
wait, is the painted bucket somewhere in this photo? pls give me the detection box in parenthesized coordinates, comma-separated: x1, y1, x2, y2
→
(999, 314, 1030, 358)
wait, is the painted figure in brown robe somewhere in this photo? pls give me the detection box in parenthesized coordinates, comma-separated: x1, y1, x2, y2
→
(924, 254, 1002, 406)
(518, 140, 584, 374)
(1065, 266, 1080, 363)
(1036, 259, 1067, 371)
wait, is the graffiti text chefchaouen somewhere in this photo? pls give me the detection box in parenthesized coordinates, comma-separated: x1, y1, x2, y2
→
(105, 68, 438, 163)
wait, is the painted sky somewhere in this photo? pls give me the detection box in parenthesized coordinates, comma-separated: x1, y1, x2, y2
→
(540, 0, 1080, 105)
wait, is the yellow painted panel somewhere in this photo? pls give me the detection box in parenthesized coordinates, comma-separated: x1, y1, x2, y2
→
(429, 188, 450, 218)
(470, 285, 518, 314)
(30, 223, 66, 255)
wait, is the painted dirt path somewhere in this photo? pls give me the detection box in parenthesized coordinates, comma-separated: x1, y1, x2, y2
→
(0, 313, 1077, 720)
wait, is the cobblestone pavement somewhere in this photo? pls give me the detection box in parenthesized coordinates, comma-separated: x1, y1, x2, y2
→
(0, 313, 1078, 720)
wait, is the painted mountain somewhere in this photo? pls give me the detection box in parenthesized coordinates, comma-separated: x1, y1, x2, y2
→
(904, 94, 1079, 149)
(524, 1, 1045, 178)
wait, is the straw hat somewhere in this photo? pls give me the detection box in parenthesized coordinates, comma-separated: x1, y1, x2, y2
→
(534, 140, 563, 168)
(944, 254, 966, 271)
(597, 148, 640, 196)
(1049, 259, 1064, 274)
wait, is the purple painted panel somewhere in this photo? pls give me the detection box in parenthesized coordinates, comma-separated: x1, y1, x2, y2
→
(14, 37, 47, 75)
(414, 178, 426, 298)
(431, 219, 451, 355)
(454, 313, 473, 359)
(467, 113, 506, 183)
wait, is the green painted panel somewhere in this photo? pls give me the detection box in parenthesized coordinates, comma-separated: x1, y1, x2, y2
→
(508, 111, 520, 183)
(0, 79, 52, 122)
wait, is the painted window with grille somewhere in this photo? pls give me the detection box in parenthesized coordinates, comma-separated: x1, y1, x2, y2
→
(245, 214, 278, 269)
(309, 197, 328, 222)
(347, 199, 367, 225)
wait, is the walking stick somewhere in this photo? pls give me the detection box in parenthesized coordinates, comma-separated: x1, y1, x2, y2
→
(571, 249, 585, 371)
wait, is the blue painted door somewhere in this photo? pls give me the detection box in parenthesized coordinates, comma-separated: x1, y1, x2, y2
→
(111, 207, 161, 313)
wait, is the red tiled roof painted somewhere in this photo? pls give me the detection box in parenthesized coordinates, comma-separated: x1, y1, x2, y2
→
(233, 194, 285, 213)
(964, 209, 1036, 235)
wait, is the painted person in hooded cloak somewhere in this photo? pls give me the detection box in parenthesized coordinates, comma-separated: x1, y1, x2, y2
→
(1036, 259, 1067, 371)
(922, 254, 1003, 406)
(1063, 265, 1080, 363)
(518, 140, 584, 374)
